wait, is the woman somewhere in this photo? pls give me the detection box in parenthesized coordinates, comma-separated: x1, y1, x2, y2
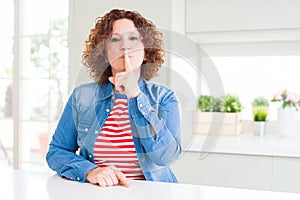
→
(46, 9, 181, 187)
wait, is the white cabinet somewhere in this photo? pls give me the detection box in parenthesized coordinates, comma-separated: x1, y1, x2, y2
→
(272, 157, 300, 193)
(171, 152, 300, 193)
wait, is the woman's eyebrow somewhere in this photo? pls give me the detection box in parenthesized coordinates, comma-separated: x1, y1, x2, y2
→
(112, 30, 139, 36)
(111, 33, 121, 37)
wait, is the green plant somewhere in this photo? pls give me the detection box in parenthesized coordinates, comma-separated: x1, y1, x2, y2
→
(212, 97, 224, 112)
(252, 97, 269, 107)
(253, 107, 268, 121)
(197, 94, 243, 113)
(197, 95, 214, 112)
(252, 97, 269, 121)
(220, 94, 242, 112)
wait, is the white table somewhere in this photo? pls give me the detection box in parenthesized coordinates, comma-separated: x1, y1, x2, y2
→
(0, 169, 300, 200)
(2, 169, 300, 200)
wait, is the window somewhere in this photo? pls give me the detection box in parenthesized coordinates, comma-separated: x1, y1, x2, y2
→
(170, 42, 300, 130)
(0, 0, 14, 167)
(211, 55, 300, 120)
(0, 0, 68, 170)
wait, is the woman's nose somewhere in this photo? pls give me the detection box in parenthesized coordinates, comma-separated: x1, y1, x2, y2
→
(120, 39, 131, 51)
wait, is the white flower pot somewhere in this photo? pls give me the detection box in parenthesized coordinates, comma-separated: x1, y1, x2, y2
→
(278, 107, 297, 137)
(254, 121, 267, 136)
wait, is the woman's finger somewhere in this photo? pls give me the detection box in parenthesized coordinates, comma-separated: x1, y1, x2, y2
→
(124, 51, 132, 72)
(102, 174, 114, 187)
(108, 76, 115, 85)
(114, 170, 130, 187)
(97, 177, 107, 187)
(109, 173, 119, 185)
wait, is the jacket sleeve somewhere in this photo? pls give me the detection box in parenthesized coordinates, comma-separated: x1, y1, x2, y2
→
(128, 89, 181, 166)
(46, 92, 98, 182)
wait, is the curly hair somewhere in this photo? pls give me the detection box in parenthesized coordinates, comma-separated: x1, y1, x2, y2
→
(82, 9, 164, 84)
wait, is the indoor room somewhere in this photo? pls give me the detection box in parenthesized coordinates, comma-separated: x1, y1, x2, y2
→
(1, 0, 300, 199)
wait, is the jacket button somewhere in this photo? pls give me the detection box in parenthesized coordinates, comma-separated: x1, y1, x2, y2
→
(141, 157, 145, 162)
(139, 103, 143, 107)
(106, 109, 110, 112)
(77, 177, 80, 181)
(84, 128, 89, 132)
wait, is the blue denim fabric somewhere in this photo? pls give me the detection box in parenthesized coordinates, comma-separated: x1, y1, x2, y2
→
(46, 79, 181, 183)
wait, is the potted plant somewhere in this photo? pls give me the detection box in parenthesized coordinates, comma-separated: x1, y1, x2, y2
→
(252, 97, 269, 136)
(220, 94, 242, 112)
(212, 96, 224, 112)
(195, 94, 243, 136)
(271, 90, 300, 136)
(197, 95, 214, 112)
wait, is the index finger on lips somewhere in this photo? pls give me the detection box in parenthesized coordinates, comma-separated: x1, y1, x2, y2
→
(124, 50, 132, 72)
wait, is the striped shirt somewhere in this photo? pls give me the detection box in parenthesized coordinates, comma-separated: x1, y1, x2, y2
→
(93, 94, 145, 180)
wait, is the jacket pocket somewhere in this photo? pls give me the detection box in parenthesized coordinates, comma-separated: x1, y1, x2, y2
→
(77, 120, 92, 146)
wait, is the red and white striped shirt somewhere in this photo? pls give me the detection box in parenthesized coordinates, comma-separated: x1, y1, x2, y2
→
(93, 95, 145, 180)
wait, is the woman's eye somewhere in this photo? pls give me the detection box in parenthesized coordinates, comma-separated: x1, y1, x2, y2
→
(110, 37, 120, 42)
(130, 36, 138, 41)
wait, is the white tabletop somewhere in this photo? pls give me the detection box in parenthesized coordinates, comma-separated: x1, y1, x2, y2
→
(2, 169, 300, 200)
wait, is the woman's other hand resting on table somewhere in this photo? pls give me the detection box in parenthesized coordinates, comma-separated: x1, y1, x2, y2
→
(86, 166, 130, 187)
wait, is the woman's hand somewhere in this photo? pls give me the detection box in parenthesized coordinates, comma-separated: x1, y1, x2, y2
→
(86, 167, 130, 187)
(109, 52, 141, 99)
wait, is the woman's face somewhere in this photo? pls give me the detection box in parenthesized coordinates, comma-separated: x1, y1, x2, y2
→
(106, 18, 145, 75)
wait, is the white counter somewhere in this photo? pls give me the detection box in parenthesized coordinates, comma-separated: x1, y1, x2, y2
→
(2, 169, 300, 200)
(186, 132, 300, 158)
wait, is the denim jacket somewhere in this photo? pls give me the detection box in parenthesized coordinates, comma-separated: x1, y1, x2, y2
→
(46, 78, 181, 183)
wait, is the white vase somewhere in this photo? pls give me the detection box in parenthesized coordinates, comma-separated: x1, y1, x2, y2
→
(278, 107, 297, 137)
